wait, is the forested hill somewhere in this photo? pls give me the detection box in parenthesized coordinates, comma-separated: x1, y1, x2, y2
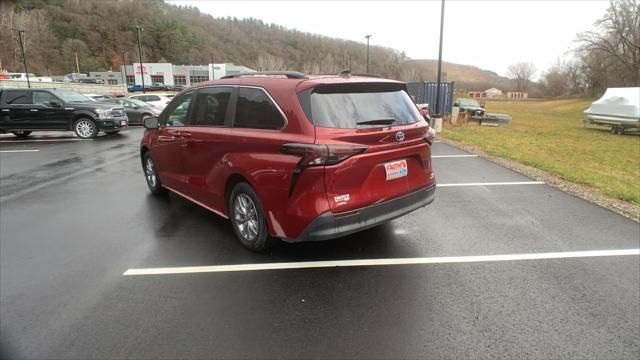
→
(0, 0, 407, 77)
(0, 0, 512, 90)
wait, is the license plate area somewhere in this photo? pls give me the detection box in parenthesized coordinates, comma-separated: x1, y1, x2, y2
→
(384, 159, 408, 180)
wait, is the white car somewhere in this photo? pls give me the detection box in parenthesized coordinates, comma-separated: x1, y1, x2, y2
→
(127, 93, 175, 111)
(83, 93, 114, 101)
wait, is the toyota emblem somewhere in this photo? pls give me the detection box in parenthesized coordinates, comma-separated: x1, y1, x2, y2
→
(395, 131, 405, 142)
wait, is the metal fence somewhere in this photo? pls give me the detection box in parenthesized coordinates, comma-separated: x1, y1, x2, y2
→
(0, 80, 124, 94)
(406, 81, 455, 115)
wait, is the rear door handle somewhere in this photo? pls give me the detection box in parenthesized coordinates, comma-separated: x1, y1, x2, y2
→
(30, 109, 38, 112)
(180, 132, 192, 139)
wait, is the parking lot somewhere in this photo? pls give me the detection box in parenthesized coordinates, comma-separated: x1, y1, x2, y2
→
(1, 128, 638, 359)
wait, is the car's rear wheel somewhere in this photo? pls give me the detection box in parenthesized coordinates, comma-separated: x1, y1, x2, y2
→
(11, 131, 31, 138)
(74, 118, 98, 139)
(230, 182, 273, 251)
(143, 152, 165, 195)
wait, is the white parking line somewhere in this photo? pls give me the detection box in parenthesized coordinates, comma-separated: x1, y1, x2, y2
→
(0, 149, 40, 153)
(123, 249, 640, 276)
(437, 181, 545, 187)
(432, 154, 478, 158)
(0, 138, 91, 143)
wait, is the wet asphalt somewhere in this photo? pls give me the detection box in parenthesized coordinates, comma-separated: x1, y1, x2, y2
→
(0, 128, 638, 359)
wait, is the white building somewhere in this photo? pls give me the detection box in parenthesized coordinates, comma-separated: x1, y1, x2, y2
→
(484, 88, 503, 98)
(120, 63, 255, 87)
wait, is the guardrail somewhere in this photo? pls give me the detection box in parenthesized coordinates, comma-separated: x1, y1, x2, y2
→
(0, 80, 125, 94)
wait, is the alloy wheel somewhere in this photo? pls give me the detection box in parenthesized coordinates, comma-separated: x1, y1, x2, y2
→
(75, 119, 95, 138)
(145, 157, 157, 189)
(233, 194, 259, 242)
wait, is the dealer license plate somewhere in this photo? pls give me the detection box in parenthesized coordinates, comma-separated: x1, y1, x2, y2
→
(384, 160, 408, 180)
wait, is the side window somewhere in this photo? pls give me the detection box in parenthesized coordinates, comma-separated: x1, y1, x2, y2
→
(147, 95, 161, 102)
(5, 90, 33, 105)
(33, 91, 59, 106)
(192, 87, 232, 126)
(234, 87, 285, 130)
(160, 91, 194, 127)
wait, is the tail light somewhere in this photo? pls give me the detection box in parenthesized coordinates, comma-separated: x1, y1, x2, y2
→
(281, 143, 367, 196)
(281, 143, 367, 166)
(422, 127, 436, 145)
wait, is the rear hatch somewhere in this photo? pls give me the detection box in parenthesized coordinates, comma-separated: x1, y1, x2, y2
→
(298, 82, 434, 213)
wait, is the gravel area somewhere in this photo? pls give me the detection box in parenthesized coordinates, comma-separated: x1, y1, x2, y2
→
(438, 138, 640, 222)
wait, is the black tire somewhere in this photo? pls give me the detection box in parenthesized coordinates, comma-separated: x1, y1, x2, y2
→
(74, 118, 98, 139)
(11, 131, 32, 138)
(229, 182, 273, 251)
(142, 152, 166, 195)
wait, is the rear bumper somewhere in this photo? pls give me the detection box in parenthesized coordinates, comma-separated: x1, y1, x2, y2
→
(286, 184, 436, 242)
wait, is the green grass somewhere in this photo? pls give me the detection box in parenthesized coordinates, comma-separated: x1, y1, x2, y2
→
(440, 99, 640, 203)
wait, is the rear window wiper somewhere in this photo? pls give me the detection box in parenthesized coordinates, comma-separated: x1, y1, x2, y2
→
(356, 118, 396, 126)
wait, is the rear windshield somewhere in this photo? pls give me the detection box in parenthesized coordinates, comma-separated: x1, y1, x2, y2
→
(299, 83, 423, 129)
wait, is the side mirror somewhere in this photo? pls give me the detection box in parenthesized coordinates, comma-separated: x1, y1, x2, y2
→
(49, 100, 62, 108)
(143, 116, 159, 129)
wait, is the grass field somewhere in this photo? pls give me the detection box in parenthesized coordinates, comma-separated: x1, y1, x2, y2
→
(440, 99, 640, 204)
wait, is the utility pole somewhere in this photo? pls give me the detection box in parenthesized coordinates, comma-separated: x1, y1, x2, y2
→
(75, 52, 80, 73)
(16, 29, 30, 88)
(121, 51, 127, 89)
(435, 0, 446, 116)
(365, 34, 372, 73)
(135, 26, 145, 93)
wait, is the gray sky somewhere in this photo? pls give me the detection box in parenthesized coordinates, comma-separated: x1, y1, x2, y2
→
(170, 0, 609, 79)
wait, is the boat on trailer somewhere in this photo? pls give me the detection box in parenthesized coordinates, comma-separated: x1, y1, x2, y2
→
(584, 87, 640, 134)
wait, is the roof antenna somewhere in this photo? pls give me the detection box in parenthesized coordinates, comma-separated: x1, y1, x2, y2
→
(337, 69, 351, 76)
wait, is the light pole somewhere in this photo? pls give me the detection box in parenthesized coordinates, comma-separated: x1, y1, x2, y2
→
(365, 34, 372, 73)
(135, 26, 145, 93)
(435, 0, 446, 116)
(121, 51, 127, 89)
(16, 29, 30, 88)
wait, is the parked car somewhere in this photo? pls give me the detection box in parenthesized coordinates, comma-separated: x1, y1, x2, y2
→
(140, 71, 436, 251)
(98, 98, 160, 125)
(453, 98, 485, 119)
(128, 93, 174, 111)
(6, 72, 53, 82)
(0, 88, 127, 138)
(83, 93, 115, 101)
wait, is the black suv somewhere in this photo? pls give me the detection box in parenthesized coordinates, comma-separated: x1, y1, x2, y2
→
(0, 89, 128, 138)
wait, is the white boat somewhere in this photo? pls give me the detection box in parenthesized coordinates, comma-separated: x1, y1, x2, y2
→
(584, 87, 640, 134)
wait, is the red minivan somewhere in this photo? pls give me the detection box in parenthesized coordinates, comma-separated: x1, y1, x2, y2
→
(141, 71, 436, 251)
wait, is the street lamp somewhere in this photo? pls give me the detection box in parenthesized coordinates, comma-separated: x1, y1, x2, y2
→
(365, 34, 372, 73)
(135, 26, 145, 93)
(15, 29, 30, 88)
(435, 0, 446, 116)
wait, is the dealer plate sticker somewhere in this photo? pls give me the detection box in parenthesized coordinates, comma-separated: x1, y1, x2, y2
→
(384, 160, 408, 180)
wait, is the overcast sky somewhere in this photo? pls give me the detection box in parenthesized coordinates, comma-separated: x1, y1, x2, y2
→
(170, 0, 609, 79)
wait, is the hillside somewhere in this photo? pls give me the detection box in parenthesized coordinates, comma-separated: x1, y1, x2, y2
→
(1, 0, 510, 91)
(403, 59, 515, 91)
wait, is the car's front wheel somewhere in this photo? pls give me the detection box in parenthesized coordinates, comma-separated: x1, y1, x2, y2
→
(230, 182, 273, 251)
(74, 118, 98, 139)
(143, 152, 165, 195)
(11, 131, 32, 138)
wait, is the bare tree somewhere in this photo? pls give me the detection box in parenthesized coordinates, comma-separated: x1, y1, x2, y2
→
(543, 60, 569, 97)
(506, 62, 537, 91)
(575, 0, 640, 86)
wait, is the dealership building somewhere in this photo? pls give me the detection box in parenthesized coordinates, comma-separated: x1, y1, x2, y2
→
(89, 63, 254, 86)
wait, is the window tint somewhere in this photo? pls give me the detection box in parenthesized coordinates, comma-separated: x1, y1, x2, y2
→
(5, 90, 32, 105)
(234, 87, 285, 130)
(192, 87, 232, 126)
(300, 83, 423, 129)
(147, 95, 161, 101)
(33, 92, 59, 106)
(161, 91, 194, 127)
